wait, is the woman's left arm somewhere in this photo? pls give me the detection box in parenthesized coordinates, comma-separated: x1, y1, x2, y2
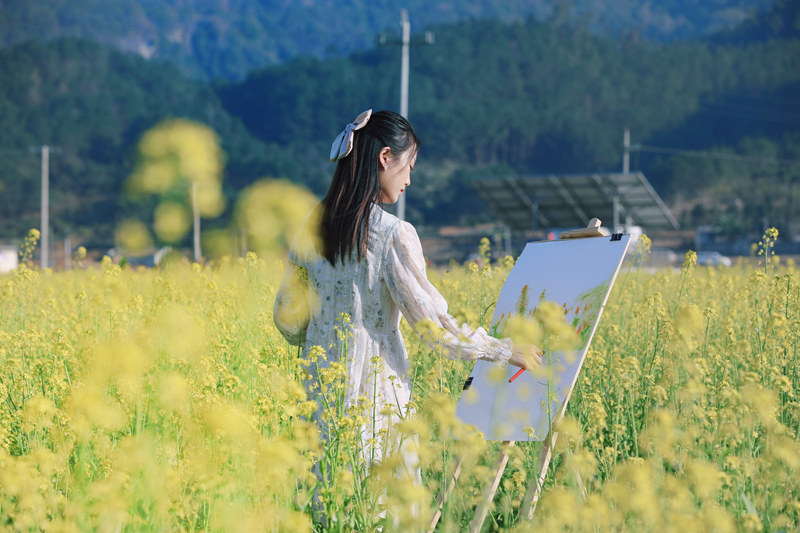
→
(273, 254, 316, 346)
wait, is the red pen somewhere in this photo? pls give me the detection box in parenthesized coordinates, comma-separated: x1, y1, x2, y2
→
(509, 368, 525, 383)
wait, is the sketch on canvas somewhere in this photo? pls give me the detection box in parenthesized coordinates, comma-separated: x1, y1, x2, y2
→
(455, 235, 631, 441)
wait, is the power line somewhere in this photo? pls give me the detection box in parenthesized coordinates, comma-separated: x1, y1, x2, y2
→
(696, 105, 800, 125)
(0, 146, 64, 156)
(0, 147, 42, 156)
(719, 92, 800, 109)
(631, 143, 800, 167)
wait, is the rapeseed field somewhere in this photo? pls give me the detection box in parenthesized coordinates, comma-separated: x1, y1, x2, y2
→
(0, 226, 797, 532)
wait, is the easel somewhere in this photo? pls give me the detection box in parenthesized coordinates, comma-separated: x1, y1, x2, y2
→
(428, 219, 611, 533)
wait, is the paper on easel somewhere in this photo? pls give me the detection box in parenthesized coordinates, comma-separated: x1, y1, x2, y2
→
(456, 235, 630, 441)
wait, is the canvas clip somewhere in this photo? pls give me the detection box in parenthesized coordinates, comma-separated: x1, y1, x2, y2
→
(463, 376, 474, 390)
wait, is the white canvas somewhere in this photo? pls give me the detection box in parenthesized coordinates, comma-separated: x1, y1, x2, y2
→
(455, 235, 631, 441)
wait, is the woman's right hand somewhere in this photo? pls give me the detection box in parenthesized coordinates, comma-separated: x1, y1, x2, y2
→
(508, 344, 544, 372)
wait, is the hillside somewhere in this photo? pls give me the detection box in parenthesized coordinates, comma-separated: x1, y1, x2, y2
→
(217, 10, 800, 233)
(0, 0, 771, 80)
(713, 0, 800, 43)
(0, 2, 798, 248)
(0, 39, 279, 244)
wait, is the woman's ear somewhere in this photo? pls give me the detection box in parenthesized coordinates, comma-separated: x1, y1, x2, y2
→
(378, 146, 392, 170)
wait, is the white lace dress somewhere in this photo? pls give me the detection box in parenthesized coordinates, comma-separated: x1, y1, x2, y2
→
(273, 207, 512, 460)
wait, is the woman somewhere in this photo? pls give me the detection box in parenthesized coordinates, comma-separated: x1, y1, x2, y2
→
(274, 109, 539, 461)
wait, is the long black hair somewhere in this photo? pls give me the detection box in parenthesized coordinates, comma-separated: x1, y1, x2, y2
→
(320, 110, 419, 266)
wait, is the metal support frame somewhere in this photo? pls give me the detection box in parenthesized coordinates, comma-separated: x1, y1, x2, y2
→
(547, 175, 589, 223)
(633, 172, 680, 229)
(504, 176, 549, 231)
(589, 173, 628, 232)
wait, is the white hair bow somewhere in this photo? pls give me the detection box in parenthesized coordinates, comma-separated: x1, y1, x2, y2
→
(329, 109, 372, 161)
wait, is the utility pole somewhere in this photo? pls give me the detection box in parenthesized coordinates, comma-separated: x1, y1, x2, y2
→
(64, 235, 71, 271)
(614, 128, 631, 232)
(379, 11, 434, 221)
(0, 145, 60, 268)
(192, 182, 200, 262)
(400, 10, 410, 120)
(397, 9, 411, 221)
(623, 128, 630, 174)
(41, 145, 49, 269)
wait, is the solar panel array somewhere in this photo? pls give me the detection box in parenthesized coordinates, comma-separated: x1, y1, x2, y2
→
(472, 172, 679, 231)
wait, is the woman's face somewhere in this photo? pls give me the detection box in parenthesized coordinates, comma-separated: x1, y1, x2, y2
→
(378, 146, 417, 204)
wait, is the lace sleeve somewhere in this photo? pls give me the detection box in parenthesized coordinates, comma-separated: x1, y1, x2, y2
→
(382, 221, 512, 364)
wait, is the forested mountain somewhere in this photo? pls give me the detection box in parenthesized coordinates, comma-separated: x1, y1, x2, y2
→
(714, 0, 799, 43)
(0, 1, 798, 247)
(0, 0, 770, 81)
(0, 39, 282, 243)
(217, 5, 800, 233)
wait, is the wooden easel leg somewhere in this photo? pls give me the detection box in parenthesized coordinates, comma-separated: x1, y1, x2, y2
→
(469, 441, 515, 533)
(575, 470, 587, 501)
(427, 455, 463, 532)
(519, 432, 558, 521)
